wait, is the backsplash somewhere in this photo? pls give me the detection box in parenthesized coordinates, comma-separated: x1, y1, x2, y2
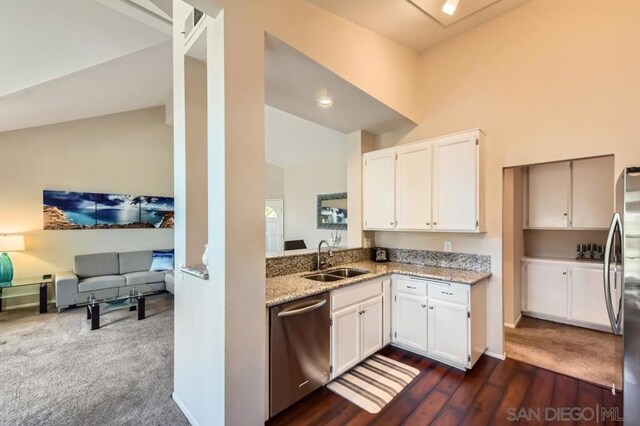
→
(265, 247, 491, 277)
(386, 248, 491, 273)
(266, 248, 373, 278)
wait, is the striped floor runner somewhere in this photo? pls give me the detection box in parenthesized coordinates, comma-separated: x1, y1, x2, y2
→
(326, 354, 420, 414)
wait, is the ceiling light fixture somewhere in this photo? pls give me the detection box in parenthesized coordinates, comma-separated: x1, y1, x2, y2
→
(442, 0, 460, 16)
(317, 96, 334, 108)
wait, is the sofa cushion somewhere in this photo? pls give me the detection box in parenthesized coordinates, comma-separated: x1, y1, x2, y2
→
(119, 251, 153, 274)
(123, 271, 166, 286)
(74, 253, 120, 279)
(150, 250, 174, 271)
(78, 275, 126, 292)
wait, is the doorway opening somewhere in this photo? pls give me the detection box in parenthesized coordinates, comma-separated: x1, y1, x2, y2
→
(502, 155, 622, 389)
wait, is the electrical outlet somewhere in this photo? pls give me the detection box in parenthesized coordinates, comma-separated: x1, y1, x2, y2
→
(444, 241, 453, 252)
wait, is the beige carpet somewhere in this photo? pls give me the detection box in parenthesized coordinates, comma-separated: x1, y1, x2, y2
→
(505, 316, 622, 389)
(0, 294, 189, 426)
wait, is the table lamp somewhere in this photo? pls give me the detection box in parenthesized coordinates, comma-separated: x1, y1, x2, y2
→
(0, 235, 25, 283)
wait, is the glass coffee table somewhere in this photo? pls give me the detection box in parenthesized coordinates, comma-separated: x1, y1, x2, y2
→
(86, 290, 146, 330)
(0, 276, 53, 314)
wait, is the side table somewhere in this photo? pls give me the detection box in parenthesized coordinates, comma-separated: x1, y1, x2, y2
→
(0, 276, 53, 313)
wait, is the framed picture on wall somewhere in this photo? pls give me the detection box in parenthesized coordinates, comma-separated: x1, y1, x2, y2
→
(43, 190, 174, 230)
(317, 193, 347, 230)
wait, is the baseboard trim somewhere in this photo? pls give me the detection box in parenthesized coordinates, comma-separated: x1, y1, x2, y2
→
(504, 314, 522, 329)
(172, 392, 199, 426)
(485, 351, 506, 361)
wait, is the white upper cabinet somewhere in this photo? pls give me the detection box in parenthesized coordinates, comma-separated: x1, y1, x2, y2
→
(432, 133, 479, 232)
(528, 162, 571, 228)
(526, 156, 614, 230)
(363, 129, 484, 233)
(571, 157, 614, 229)
(363, 150, 396, 230)
(396, 144, 431, 230)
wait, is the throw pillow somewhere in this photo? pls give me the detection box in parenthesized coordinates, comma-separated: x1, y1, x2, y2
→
(150, 250, 174, 271)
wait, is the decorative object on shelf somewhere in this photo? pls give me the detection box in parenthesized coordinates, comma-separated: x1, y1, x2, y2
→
(375, 247, 388, 263)
(576, 242, 606, 260)
(0, 235, 25, 283)
(329, 232, 342, 248)
(202, 244, 209, 267)
(317, 193, 348, 230)
(43, 190, 174, 230)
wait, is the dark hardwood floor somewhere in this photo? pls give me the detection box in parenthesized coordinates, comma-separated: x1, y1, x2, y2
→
(267, 346, 623, 425)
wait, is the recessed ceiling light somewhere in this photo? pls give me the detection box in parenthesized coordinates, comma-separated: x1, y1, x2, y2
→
(442, 0, 460, 15)
(317, 97, 334, 108)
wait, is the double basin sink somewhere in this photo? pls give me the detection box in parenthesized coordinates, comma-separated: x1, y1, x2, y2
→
(304, 268, 370, 282)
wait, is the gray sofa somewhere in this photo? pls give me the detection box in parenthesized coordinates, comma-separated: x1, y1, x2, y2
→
(55, 250, 174, 311)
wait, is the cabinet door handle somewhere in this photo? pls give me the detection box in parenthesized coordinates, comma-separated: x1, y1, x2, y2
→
(426, 222, 431, 225)
(563, 213, 568, 216)
(407, 285, 416, 289)
(390, 221, 394, 226)
(433, 222, 438, 225)
(429, 306, 434, 309)
(421, 304, 426, 308)
(562, 271, 567, 275)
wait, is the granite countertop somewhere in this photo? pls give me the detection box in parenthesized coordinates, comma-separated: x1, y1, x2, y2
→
(266, 260, 492, 307)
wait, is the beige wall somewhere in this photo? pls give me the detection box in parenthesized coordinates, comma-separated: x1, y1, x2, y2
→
(524, 230, 609, 259)
(376, 0, 640, 354)
(0, 107, 173, 307)
(185, 58, 209, 265)
(503, 167, 524, 326)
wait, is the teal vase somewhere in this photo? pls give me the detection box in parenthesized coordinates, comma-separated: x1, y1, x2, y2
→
(0, 252, 13, 283)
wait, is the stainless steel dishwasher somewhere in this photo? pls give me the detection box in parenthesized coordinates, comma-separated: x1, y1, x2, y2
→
(270, 292, 330, 417)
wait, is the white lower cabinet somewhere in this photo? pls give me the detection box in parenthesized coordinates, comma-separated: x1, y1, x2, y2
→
(391, 276, 487, 370)
(329, 275, 487, 376)
(331, 304, 361, 377)
(522, 258, 618, 332)
(394, 293, 428, 352)
(360, 295, 384, 359)
(330, 280, 384, 378)
(570, 267, 611, 327)
(524, 262, 568, 318)
(427, 299, 469, 366)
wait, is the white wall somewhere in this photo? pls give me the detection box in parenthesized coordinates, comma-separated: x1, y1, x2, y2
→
(283, 158, 347, 248)
(265, 105, 348, 168)
(265, 163, 284, 200)
(0, 106, 173, 306)
(265, 105, 349, 248)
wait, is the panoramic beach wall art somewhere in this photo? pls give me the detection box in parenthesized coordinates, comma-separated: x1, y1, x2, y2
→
(43, 190, 174, 230)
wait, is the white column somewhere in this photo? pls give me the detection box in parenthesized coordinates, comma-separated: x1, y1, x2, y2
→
(207, 9, 266, 425)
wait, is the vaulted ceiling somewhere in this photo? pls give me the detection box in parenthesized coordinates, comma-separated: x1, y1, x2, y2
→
(0, 0, 171, 132)
(305, 0, 534, 52)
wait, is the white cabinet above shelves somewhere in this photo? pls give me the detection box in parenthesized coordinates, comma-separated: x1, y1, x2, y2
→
(363, 129, 485, 234)
(525, 156, 614, 230)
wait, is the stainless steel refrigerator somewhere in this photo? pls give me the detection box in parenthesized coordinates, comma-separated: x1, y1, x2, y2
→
(604, 167, 640, 422)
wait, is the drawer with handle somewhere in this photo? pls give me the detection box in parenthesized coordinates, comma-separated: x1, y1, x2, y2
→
(394, 277, 428, 296)
(428, 281, 468, 304)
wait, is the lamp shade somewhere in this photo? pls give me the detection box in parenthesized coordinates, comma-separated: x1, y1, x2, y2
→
(0, 235, 25, 252)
